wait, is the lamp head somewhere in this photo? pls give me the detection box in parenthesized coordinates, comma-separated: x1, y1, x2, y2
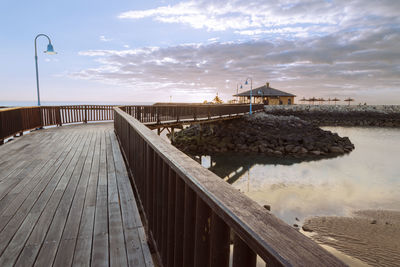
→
(240, 85, 243, 89)
(245, 80, 248, 85)
(44, 43, 57, 55)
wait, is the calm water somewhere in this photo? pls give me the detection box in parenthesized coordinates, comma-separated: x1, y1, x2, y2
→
(200, 127, 400, 225)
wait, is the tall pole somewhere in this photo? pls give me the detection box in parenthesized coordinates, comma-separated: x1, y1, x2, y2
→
(245, 77, 253, 115)
(236, 84, 238, 103)
(34, 34, 53, 106)
(250, 78, 252, 114)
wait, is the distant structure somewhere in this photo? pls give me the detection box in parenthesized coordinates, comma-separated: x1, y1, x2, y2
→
(233, 82, 296, 105)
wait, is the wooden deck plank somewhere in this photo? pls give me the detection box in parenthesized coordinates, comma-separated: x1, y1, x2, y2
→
(0, 123, 152, 267)
(110, 132, 153, 266)
(106, 130, 129, 267)
(0, 130, 67, 197)
(0, 130, 57, 179)
(0, 132, 89, 266)
(52, 131, 98, 267)
(22, 130, 94, 266)
(0, 131, 76, 226)
(0, 131, 80, 236)
(91, 129, 110, 267)
(73, 129, 102, 266)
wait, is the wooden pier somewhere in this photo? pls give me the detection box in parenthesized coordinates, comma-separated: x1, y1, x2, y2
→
(0, 104, 346, 267)
(0, 123, 152, 266)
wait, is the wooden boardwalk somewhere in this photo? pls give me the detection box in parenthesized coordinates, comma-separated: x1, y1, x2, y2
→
(0, 123, 153, 266)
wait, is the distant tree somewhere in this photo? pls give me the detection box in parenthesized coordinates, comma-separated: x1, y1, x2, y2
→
(203, 100, 208, 104)
(344, 98, 355, 106)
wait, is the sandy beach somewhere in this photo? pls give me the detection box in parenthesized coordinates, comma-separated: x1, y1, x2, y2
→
(302, 210, 400, 267)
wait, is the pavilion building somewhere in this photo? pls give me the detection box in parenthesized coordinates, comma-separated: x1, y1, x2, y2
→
(234, 82, 296, 105)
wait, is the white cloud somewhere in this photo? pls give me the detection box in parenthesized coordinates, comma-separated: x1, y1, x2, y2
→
(99, 35, 112, 42)
(73, 23, 400, 103)
(118, 0, 400, 38)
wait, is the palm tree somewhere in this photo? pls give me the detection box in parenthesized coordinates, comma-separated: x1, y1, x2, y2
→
(212, 94, 223, 104)
(344, 98, 354, 106)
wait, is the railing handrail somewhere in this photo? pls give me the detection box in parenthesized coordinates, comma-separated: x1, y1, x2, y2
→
(114, 107, 345, 266)
(0, 104, 262, 144)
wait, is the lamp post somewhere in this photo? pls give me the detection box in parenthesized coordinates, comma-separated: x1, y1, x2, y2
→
(244, 77, 252, 114)
(35, 34, 57, 106)
(236, 83, 243, 103)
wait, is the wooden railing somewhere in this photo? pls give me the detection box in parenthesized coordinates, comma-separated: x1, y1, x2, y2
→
(121, 104, 264, 124)
(0, 107, 42, 144)
(114, 107, 345, 267)
(41, 105, 114, 126)
(0, 105, 115, 144)
(1, 104, 262, 144)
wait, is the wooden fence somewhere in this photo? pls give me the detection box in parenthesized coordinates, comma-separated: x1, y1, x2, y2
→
(122, 104, 264, 123)
(0, 105, 115, 144)
(0, 104, 262, 144)
(0, 107, 42, 144)
(114, 107, 345, 267)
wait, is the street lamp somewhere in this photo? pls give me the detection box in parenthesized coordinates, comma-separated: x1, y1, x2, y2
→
(244, 77, 253, 114)
(35, 34, 57, 106)
(236, 83, 243, 103)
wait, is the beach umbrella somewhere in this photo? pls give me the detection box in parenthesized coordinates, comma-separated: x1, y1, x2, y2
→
(308, 97, 318, 105)
(317, 98, 326, 105)
(300, 97, 307, 105)
(332, 97, 340, 105)
(344, 98, 355, 106)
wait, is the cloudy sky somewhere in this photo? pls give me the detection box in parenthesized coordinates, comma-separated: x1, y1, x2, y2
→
(1, 0, 399, 104)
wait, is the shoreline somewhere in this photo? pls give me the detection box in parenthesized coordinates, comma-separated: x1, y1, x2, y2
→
(302, 210, 400, 267)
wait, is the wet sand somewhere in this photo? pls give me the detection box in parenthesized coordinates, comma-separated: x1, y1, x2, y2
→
(302, 210, 400, 267)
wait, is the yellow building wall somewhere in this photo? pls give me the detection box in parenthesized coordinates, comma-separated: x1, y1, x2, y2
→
(239, 96, 295, 105)
(266, 96, 295, 105)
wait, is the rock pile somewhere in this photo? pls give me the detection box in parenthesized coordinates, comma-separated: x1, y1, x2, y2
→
(264, 105, 400, 127)
(172, 113, 354, 157)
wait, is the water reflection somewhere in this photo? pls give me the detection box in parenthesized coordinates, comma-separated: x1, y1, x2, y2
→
(197, 127, 400, 226)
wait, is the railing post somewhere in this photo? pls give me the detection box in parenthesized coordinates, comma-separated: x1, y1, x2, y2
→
(210, 212, 230, 267)
(174, 177, 185, 267)
(183, 185, 196, 267)
(84, 105, 88, 123)
(194, 196, 211, 267)
(167, 169, 177, 267)
(232, 234, 257, 267)
(161, 162, 170, 265)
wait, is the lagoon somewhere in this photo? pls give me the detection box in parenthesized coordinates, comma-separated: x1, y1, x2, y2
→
(201, 127, 400, 226)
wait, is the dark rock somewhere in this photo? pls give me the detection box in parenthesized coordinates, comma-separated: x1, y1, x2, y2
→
(263, 204, 271, 211)
(302, 225, 313, 232)
(299, 147, 308, 154)
(172, 112, 355, 158)
(371, 219, 377, 224)
(329, 146, 344, 153)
